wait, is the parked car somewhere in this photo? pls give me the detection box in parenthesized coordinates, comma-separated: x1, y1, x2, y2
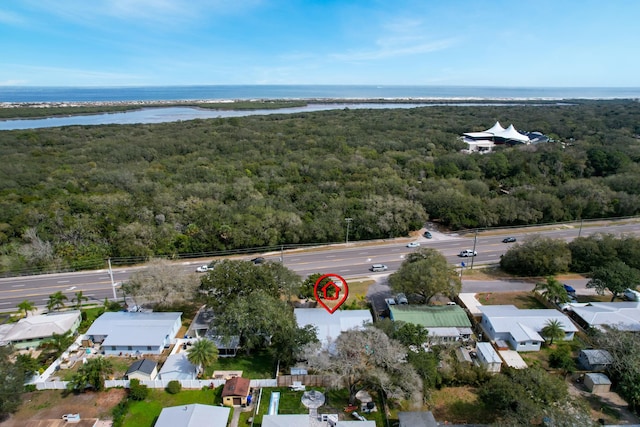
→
(251, 257, 266, 265)
(624, 288, 640, 301)
(407, 242, 420, 248)
(424, 231, 433, 239)
(370, 264, 388, 272)
(563, 284, 576, 294)
(502, 237, 517, 243)
(195, 265, 210, 273)
(458, 249, 477, 257)
(395, 293, 408, 304)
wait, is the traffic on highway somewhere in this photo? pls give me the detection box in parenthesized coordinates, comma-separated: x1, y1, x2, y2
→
(1, 220, 638, 310)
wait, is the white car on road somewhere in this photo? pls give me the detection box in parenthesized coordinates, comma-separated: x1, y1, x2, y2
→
(458, 249, 477, 257)
(406, 242, 420, 248)
(195, 265, 210, 273)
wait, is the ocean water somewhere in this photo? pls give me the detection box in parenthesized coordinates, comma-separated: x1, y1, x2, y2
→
(1, 85, 639, 130)
(2, 85, 640, 103)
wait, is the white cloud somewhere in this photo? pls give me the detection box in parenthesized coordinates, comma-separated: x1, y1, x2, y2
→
(0, 9, 26, 25)
(330, 37, 457, 61)
(22, 0, 262, 27)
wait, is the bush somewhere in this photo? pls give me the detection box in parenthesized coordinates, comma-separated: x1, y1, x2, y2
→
(548, 346, 576, 373)
(128, 378, 149, 401)
(166, 380, 182, 394)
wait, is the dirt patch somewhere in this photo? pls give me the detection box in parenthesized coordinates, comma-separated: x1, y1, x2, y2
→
(566, 374, 640, 425)
(0, 389, 126, 426)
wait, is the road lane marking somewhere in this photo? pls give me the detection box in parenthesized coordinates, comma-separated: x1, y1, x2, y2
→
(12, 284, 24, 287)
(57, 280, 70, 283)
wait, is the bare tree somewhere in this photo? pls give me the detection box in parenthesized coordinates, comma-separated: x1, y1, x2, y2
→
(125, 258, 199, 308)
(304, 327, 422, 407)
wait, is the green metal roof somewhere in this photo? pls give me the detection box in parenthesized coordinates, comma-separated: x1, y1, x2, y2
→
(389, 305, 471, 328)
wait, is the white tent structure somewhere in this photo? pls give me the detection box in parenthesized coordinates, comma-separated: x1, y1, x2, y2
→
(462, 121, 530, 152)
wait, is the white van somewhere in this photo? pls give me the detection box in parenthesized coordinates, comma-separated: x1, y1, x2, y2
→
(370, 264, 388, 272)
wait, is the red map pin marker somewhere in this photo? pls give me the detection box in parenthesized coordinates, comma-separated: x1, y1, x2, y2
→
(313, 273, 349, 314)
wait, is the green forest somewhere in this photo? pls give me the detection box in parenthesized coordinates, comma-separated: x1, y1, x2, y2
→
(1, 100, 640, 275)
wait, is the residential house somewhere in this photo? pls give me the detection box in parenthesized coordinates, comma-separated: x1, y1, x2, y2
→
(155, 403, 230, 427)
(125, 358, 158, 381)
(479, 305, 577, 351)
(388, 305, 473, 344)
(262, 415, 375, 427)
(158, 353, 197, 381)
(294, 308, 372, 350)
(1, 310, 81, 350)
(578, 349, 613, 372)
(85, 311, 181, 355)
(475, 342, 502, 373)
(566, 301, 640, 332)
(188, 308, 240, 357)
(222, 376, 251, 406)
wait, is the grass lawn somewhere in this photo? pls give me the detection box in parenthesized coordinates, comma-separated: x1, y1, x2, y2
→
(249, 387, 386, 426)
(475, 291, 547, 309)
(427, 386, 494, 424)
(122, 387, 223, 427)
(203, 349, 276, 379)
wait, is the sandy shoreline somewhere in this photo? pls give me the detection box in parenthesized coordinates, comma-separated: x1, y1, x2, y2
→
(0, 97, 574, 109)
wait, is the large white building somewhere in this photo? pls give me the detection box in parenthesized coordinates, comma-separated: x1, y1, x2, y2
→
(462, 121, 542, 153)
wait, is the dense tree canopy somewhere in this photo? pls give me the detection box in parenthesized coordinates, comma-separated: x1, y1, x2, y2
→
(500, 236, 572, 276)
(389, 248, 461, 303)
(0, 347, 25, 419)
(587, 260, 640, 301)
(478, 367, 592, 426)
(2, 101, 640, 275)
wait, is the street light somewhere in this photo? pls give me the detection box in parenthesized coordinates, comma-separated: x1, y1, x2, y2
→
(345, 218, 353, 245)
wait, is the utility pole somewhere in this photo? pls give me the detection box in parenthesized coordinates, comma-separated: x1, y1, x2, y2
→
(108, 258, 116, 299)
(345, 218, 353, 245)
(470, 229, 478, 270)
(578, 219, 583, 238)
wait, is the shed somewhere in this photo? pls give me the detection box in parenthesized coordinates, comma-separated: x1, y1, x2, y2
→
(476, 342, 502, 373)
(158, 353, 197, 381)
(584, 373, 612, 394)
(125, 358, 158, 381)
(578, 349, 613, 372)
(222, 377, 251, 406)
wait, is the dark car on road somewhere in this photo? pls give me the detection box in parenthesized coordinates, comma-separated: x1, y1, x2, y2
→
(424, 231, 432, 239)
(251, 257, 266, 265)
(502, 237, 517, 243)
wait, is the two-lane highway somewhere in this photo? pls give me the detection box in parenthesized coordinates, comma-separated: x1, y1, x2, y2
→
(1, 220, 638, 310)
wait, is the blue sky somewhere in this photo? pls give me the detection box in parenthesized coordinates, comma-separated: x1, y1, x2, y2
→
(1, 0, 638, 87)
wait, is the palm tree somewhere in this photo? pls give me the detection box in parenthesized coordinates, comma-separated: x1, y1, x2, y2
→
(541, 319, 565, 345)
(533, 276, 568, 304)
(46, 291, 68, 312)
(187, 339, 219, 375)
(72, 291, 89, 310)
(17, 300, 36, 318)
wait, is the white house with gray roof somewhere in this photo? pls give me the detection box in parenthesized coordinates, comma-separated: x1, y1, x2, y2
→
(294, 308, 372, 351)
(85, 311, 181, 356)
(567, 301, 640, 332)
(155, 403, 230, 427)
(1, 310, 81, 349)
(479, 305, 577, 351)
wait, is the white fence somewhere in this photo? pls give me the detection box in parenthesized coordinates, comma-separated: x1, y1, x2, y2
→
(35, 377, 277, 391)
